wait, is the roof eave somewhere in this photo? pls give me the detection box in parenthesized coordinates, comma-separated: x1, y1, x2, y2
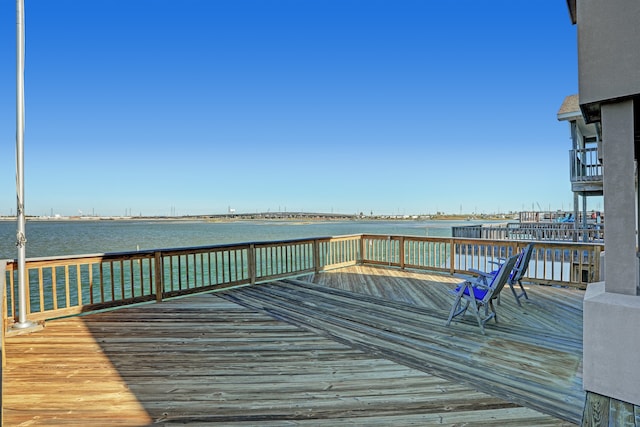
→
(566, 0, 577, 24)
(557, 111, 583, 122)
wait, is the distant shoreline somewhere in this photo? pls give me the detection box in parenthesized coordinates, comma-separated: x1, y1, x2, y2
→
(0, 213, 516, 223)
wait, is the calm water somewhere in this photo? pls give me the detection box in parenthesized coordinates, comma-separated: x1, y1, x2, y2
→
(0, 219, 502, 259)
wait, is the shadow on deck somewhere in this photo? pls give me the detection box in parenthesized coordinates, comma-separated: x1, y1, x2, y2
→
(3, 266, 583, 426)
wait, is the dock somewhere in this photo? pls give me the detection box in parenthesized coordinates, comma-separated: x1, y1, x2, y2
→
(3, 265, 582, 425)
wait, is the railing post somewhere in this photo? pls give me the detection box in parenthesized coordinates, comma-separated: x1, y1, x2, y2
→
(399, 236, 405, 269)
(248, 244, 256, 285)
(313, 239, 321, 273)
(1, 260, 6, 368)
(154, 251, 164, 303)
(358, 235, 364, 266)
(449, 238, 456, 275)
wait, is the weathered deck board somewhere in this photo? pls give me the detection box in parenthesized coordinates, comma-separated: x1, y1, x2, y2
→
(223, 266, 585, 423)
(3, 267, 578, 426)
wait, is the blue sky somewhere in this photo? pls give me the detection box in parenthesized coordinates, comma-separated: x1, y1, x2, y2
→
(0, 1, 589, 217)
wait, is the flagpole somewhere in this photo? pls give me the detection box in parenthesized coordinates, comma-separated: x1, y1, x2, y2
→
(14, 0, 34, 329)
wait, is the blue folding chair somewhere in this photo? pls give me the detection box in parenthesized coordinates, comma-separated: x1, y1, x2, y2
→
(445, 255, 519, 334)
(481, 243, 534, 306)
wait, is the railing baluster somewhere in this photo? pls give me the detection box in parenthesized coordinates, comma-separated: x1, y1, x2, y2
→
(38, 268, 45, 313)
(64, 265, 70, 308)
(109, 261, 115, 302)
(76, 264, 82, 307)
(119, 260, 125, 301)
(51, 267, 58, 310)
(186, 254, 191, 290)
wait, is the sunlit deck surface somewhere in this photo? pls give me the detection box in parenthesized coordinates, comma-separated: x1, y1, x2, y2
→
(4, 265, 583, 426)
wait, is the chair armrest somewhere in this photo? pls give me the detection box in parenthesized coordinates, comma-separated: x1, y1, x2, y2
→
(453, 273, 490, 288)
(453, 273, 479, 283)
(468, 270, 493, 286)
(468, 268, 493, 278)
(470, 281, 491, 290)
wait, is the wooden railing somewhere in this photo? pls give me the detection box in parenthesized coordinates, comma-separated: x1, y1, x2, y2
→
(361, 235, 602, 286)
(2, 235, 361, 324)
(2, 234, 602, 326)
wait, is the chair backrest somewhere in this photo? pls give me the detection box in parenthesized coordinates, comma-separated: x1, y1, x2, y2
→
(483, 254, 519, 303)
(509, 243, 535, 283)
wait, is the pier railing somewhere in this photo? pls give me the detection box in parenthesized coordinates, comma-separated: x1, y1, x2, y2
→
(452, 222, 604, 243)
(2, 234, 602, 326)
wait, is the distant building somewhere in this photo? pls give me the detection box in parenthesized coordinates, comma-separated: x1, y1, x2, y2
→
(557, 94, 601, 229)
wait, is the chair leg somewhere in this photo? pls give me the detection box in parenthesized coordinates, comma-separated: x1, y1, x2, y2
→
(509, 282, 522, 307)
(509, 280, 529, 306)
(446, 298, 469, 325)
(446, 294, 463, 326)
(445, 298, 459, 326)
(489, 300, 498, 323)
(468, 297, 485, 335)
(517, 279, 529, 300)
(446, 283, 473, 326)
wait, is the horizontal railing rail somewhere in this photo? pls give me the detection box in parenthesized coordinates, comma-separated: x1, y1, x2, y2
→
(3, 234, 602, 326)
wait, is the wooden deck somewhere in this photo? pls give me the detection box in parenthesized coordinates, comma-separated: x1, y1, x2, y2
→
(3, 266, 583, 426)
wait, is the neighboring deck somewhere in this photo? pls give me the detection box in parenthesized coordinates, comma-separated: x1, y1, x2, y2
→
(3, 266, 583, 426)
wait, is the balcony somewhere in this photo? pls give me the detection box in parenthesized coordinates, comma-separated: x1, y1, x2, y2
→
(570, 147, 603, 194)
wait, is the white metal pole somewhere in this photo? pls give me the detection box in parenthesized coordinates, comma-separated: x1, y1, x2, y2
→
(14, 0, 33, 328)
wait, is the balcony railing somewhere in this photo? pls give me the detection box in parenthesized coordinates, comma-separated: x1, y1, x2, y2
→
(570, 147, 602, 183)
(2, 235, 603, 326)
